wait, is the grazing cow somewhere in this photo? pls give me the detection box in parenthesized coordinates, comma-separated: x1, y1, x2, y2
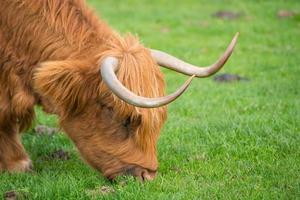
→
(0, 0, 238, 180)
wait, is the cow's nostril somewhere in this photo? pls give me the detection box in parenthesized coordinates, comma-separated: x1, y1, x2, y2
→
(141, 170, 156, 181)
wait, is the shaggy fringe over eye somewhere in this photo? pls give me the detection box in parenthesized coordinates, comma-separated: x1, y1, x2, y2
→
(98, 34, 167, 151)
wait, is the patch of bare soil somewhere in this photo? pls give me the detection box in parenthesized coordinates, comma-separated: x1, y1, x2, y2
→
(277, 10, 296, 18)
(170, 166, 181, 173)
(4, 191, 17, 200)
(34, 125, 58, 136)
(212, 10, 243, 20)
(100, 186, 115, 194)
(160, 27, 171, 34)
(213, 73, 250, 83)
(4, 190, 29, 200)
(86, 186, 115, 198)
(186, 153, 207, 162)
(48, 149, 71, 160)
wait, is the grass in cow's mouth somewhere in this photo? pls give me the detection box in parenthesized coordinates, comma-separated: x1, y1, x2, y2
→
(34, 125, 59, 136)
(46, 149, 71, 161)
(1, 0, 299, 199)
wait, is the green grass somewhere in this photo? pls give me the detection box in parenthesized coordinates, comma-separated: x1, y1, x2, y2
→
(1, 0, 300, 199)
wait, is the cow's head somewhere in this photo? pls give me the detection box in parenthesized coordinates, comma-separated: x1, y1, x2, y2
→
(34, 33, 238, 181)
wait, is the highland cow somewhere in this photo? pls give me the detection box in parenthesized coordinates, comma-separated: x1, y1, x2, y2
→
(0, 0, 238, 180)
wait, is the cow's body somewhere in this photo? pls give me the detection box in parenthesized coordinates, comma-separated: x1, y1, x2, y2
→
(0, 0, 237, 180)
(0, 0, 166, 179)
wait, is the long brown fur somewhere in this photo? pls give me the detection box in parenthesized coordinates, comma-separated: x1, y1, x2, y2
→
(0, 0, 167, 178)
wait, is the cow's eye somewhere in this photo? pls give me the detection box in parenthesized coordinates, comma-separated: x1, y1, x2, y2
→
(123, 117, 131, 128)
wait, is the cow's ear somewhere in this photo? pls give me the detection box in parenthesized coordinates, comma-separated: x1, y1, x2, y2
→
(33, 60, 99, 115)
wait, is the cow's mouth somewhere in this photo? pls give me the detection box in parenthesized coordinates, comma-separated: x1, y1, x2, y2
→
(107, 165, 157, 181)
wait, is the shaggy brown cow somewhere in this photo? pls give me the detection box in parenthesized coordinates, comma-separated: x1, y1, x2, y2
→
(0, 0, 238, 180)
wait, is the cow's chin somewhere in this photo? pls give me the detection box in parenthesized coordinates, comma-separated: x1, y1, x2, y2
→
(75, 146, 157, 181)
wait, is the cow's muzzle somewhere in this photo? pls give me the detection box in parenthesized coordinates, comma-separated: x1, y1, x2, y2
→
(107, 166, 157, 182)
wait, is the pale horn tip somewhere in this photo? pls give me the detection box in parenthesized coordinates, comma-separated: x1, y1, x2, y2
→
(232, 32, 240, 44)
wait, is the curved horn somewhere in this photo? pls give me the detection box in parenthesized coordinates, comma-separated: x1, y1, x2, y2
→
(100, 57, 195, 108)
(151, 32, 239, 77)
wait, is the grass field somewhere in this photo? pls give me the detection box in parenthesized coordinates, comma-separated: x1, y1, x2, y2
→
(1, 0, 300, 199)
